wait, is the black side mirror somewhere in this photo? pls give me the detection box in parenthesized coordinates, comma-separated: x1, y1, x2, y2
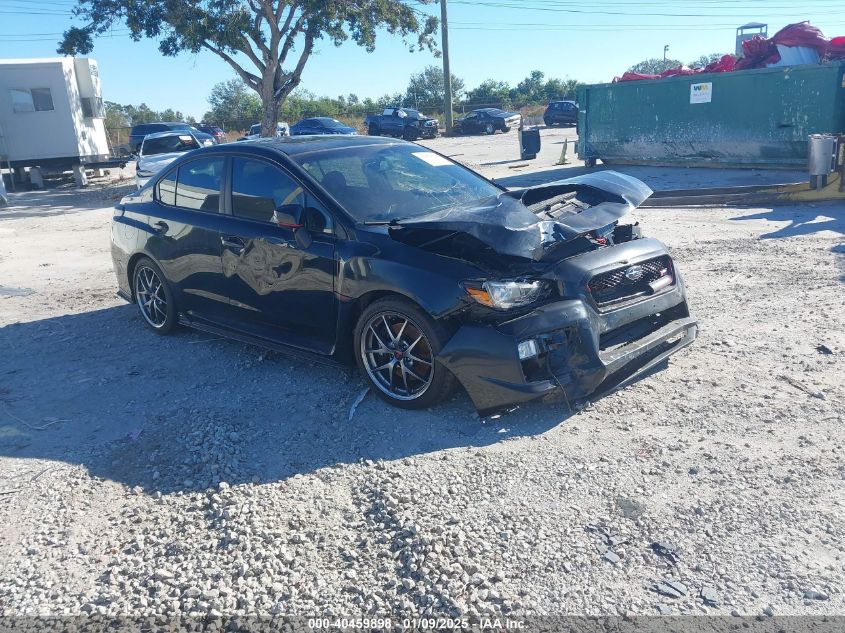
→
(273, 203, 313, 249)
(273, 203, 304, 228)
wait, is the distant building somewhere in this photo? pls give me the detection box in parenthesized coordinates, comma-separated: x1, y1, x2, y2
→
(736, 23, 768, 57)
(0, 57, 111, 183)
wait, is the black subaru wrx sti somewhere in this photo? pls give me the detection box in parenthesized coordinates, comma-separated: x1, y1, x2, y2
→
(112, 136, 697, 414)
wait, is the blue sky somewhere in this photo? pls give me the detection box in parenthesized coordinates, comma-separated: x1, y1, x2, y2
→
(1, 0, 844, 119)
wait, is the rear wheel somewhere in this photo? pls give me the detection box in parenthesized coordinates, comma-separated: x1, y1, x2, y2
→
(484, 123, 495, 135)
(368, 124, 380, 136)
(132, 257, 177, 334)
(355, 298, 455, 409)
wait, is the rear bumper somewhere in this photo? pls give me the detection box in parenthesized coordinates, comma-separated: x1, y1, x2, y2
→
(437, 280, 697, 415)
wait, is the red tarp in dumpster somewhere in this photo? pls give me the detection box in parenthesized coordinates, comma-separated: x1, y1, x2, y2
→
(614, 55, 735, 82)
(771, 21, 828, 54)
(615, 22, 841, 81)
(829, 36, 845, 59)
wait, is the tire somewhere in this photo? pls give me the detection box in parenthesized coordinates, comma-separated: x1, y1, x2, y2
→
(368, 124, 380, 136)
(502, 126, 511, 133)
(132, 257, 178, 334)
(484, 123, 495, 135)
(354, 297, 455, 409)
(403, 128, 418, 141)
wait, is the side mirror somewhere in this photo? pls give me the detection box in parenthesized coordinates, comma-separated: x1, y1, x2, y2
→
(273, 203, 304, 229)
(273, 203, 313, 249)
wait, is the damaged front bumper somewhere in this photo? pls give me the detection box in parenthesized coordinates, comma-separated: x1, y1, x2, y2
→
(437, 269, 698, 416)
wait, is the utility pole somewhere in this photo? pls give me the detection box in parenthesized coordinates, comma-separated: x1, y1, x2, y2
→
(440, 0, 453, 134)
(663, 44, 669, 61)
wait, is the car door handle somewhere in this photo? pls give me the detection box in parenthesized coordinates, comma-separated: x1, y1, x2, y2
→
(221, 235, 245, 252)
(265, 236, 296, 249)
(154, 220, 169, 234)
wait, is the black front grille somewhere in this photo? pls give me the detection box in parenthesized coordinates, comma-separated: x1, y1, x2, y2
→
(588, 256, 674, 306)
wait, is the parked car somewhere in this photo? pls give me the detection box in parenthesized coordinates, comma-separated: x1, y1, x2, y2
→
(453, 108, 521, 135)
(192, 131, 216, 147)
(243, 122, 290, 141)
(129, 121, 195, 153)
(544, 100, 578, 127)
(196, 124, 226, 143)
(365, 107, 439, 140)
(134, 131, 201, 189)
(113, 136, 697, 413)
(290, 117, 357, 136)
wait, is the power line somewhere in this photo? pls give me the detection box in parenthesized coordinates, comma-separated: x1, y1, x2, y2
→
(449, 0, 845, 18)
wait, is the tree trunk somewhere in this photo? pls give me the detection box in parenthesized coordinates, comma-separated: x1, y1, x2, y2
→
(260, 82, 281, 138)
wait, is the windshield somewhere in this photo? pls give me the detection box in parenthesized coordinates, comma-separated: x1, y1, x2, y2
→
(315, 118, 345, 128)
(141, 134, 200, 156)
(293, 144, 502, 223)
(249, 124, 261, 135)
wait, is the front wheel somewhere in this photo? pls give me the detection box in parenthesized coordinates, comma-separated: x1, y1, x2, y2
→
(132, 257, 177, 334)
(403, 128, 419, 141)
(355, 298, 455, 409)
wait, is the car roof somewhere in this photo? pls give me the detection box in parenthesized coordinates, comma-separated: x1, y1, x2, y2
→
(201, 134, 405, 158)
(142, 130, 196, 141)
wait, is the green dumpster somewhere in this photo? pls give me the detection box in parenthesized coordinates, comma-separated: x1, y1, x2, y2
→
(577, 63, 845, 169)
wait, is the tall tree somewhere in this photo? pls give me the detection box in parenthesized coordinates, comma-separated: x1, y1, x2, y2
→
(689, 53, 729, 69)
(206, 78, 263, 126)
(404, 65, 463, 110)
(59, 1, 439, 137)
(627, 58, 684, 75)
(465, 79, 511, 108)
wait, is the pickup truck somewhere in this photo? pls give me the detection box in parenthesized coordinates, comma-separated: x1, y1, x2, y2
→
(365, 108, 439, 141)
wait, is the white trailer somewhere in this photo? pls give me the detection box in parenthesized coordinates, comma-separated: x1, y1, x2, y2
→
(0, 57, 118, 186)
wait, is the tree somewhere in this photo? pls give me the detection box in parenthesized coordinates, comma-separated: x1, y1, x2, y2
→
(465, 79, 511, 108)
(513, 70, 547, 103)
(206, 78, 263, 126)
(59, 1, 439, 137)
(689, 53, 729, 69)
(627, 58, 684, 75)
(404, 65, 463, 110)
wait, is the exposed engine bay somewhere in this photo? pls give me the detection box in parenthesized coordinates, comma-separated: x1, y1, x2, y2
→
(388, 171, 653, 270)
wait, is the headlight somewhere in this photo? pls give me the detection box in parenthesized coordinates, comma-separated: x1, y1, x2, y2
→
(465, 280, 548, 309)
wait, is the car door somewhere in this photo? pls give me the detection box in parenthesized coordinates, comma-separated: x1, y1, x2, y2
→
(142, 155, 230, 319)
(384, 110, 404, 135)
(462, 112, 479, 133)
(218, 155, 338, 353)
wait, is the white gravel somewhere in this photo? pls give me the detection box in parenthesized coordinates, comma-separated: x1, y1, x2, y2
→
(0, 150, 843, 619)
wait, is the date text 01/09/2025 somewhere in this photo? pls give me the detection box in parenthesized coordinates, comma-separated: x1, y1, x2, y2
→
(307, 617, 527, 630)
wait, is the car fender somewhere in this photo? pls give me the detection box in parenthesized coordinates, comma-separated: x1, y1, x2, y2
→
(337, 255, 471, 320)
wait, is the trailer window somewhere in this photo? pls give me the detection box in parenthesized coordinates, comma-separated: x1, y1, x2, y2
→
(10, 88, 54, 113)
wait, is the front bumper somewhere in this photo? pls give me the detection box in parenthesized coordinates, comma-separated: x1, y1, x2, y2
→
(419, 126, 439, 138)
(437, 277, 697, 415)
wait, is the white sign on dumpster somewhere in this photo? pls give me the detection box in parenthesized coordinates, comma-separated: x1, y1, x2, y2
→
(690, 82, 712, 104)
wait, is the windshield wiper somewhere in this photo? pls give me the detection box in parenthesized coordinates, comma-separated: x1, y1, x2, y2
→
(362, 217, 409, 226)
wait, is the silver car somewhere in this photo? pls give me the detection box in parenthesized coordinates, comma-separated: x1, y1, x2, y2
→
(135, 131, 202, 189)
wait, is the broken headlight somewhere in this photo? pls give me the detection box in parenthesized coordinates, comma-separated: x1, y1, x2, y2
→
(465, 280, 549, 310)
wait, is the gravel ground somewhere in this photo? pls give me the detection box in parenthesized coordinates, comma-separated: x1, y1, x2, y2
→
(0, 144, 843, 619)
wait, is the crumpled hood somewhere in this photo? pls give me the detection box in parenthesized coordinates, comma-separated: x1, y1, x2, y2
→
(389, 171, 653, 262)
(137, 152, 185, 174)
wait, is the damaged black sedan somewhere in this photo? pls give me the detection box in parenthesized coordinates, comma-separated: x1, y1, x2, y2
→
(112, 136, 697, 414)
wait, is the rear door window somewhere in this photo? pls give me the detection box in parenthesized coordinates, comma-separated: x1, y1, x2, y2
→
(175, 157, 224, 211)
